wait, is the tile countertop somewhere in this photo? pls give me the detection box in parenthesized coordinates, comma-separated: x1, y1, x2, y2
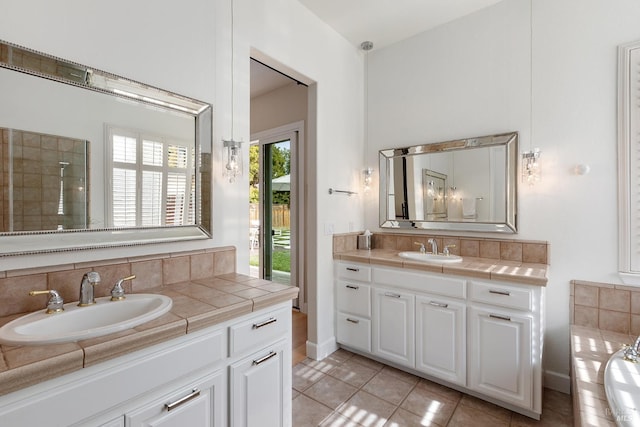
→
(0, 273, 298, 397)
(334, 249, 548, 286)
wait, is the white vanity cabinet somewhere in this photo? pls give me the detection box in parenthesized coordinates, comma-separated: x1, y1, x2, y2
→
(335, 263, 372, 352)
(0, 301, 293, 427)
(468, 280, 542, 412)
(333, 261, 544, 419)
(372, 287, 414, 368)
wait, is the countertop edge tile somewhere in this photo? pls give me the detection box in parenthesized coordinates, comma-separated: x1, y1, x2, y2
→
(0, 349, 84, 396)
(253, 287, 300, 312)
(186, 300, 253, 333)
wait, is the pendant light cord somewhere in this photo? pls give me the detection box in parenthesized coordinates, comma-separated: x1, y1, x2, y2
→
(230, 0, 235, 141)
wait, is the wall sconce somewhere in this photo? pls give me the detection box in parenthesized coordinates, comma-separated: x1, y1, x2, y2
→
(522, 148, 541, 185)
(363, 167, 373, 192)
(223, 139, 242, 183)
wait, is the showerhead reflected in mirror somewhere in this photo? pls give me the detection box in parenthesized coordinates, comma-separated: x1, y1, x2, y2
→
(1, 128, 88, 232)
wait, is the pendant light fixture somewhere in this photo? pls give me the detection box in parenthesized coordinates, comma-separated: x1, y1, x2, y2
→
(223, 0, 242, 183)
(522, 0, 541, 186)
(361, 40, 374, 193)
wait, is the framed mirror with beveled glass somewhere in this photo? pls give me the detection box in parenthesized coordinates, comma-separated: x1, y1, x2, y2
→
(379, 132, 518, 233)
(0, 39, 213, 256)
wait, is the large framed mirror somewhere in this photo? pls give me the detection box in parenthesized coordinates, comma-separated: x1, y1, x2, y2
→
(0, 39, 213, 256)
(379, 132, 518, 233)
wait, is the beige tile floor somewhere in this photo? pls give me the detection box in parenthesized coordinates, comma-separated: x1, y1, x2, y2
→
(292, 349, 573, 427)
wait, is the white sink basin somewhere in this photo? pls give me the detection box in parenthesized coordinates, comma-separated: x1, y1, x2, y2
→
(398, 251, 463, 264)
(0, 294, 172, 346)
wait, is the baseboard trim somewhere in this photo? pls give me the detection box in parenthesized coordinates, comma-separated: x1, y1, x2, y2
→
(306, 336, 338, 361)
(544, 370, 571, 394)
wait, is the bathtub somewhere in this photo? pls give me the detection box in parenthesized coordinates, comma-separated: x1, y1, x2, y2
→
(605, 348, 640, 426)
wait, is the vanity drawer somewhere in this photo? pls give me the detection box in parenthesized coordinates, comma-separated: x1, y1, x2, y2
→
(336, 263, 371, 282)
(229, 307, 290, 357)
(337, 281, 371, 317)
(469, 281, 532, 311)
(336, 312, 371, 352)
(374, 267, 466, 299)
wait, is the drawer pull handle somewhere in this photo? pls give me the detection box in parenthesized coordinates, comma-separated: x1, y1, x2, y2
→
(489, 289, 511, 296)
(490, 314, 512, 322)
(346, 267, 360, 272)
(429, 301, 449, 308)
(165, 389, 201, 412)
(346, 318, 360, 324)
(253, 351, 277, 365)
(384, 292, 401, 298)
(346, 285, 360, 290)
(253, 317, 277, 329)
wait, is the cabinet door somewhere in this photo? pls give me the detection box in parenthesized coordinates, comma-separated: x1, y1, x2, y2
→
(126, 370, 224, 427)
(415, 295, 466, 386)
(230, 339, 288, 427)
(372, 288, 415, 367)
(468, 306, 532, 409)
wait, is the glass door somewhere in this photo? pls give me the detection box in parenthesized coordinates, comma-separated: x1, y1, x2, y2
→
(249, 130, 298, 307)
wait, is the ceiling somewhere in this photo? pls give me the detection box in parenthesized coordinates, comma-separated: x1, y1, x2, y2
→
(251, 0, 504, 99)
(297, 0, 504, 50)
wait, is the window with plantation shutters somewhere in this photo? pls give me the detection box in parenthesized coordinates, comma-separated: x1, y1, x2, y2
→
(619, 41, 640, 285)
(107, 126, 194, 228)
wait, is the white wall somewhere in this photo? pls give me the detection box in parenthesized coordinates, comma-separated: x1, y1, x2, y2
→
(240, 0, 364, 357)
(251, 83, 308, 135)
(364, 0, 640, 390)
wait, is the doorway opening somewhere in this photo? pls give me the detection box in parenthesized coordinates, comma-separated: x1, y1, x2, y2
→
(249, 58, 308, 318)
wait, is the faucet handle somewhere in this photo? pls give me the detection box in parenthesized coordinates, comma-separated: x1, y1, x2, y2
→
(413, 242, 426, 253)
(29, 289, 64, 314)
(443, 244, 457, 256)
(86, 271, 101, 285)
(111, 275, 136, 301)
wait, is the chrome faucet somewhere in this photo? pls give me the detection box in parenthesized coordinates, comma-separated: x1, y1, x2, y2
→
(78, 271, 101, 306)
(624, 336, 640, 363)
(414, 242, 426, 254)
(428, 238, 438, 255)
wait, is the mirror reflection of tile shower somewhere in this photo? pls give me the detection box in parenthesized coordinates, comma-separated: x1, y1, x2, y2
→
(1, 127, 89, 232)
